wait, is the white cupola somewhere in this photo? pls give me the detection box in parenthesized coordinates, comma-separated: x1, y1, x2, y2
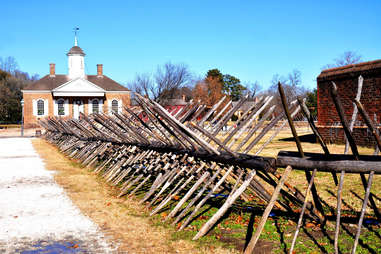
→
(67, 35, 86, 79)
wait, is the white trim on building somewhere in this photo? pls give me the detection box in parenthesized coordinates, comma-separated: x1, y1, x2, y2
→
(32, 98, 49, 117)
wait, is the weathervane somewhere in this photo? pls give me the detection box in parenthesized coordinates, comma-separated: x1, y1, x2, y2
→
(73, 27, 79, 46)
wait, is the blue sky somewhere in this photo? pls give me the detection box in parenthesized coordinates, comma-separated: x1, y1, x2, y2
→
(1, 0, 380, 90)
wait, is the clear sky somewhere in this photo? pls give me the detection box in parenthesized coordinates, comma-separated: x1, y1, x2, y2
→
(1, 0, 380, 90)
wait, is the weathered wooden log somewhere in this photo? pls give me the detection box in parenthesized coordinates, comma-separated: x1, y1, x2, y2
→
(331, 79, 363, 254)
(297, 97, 338, 186)
(172, 165, 223, 225)
(223, 97, 261, 136)
(254, 105, 299, 155)
(208, 100, 232, 129)
(350, 100, 381, 254)
(150, 163, 203, 216)
(244, 166, 292, 254)
(178, 166, 234, 231)
(351, 170, 375, 254)
(149, 164, 188, 206)
(222, 96, 265, 145)
(277, 151, 381, 173)
(166, 170, 211, 220)
(198, 96, 226, 126)
(228, 96, 274, 149)
(279, 83, 324, 217)
(190, 104, 206, 122)
(330, 82, 359, 157)
(345, 76, 363, 154)
(193, 169, 257, 240)
(355, 99, 381, 150)
(190, 122, 237, 157)
(331, 81, 380, 234)
(289, 168, 317, 253)
(212, 95, 248, 135)
(235, 104, 276, 152)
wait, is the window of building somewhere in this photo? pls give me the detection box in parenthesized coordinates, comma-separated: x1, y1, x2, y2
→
(92, 99, 99, 114)
(37, 100, 44, 116)
(111, 99, 118, 113)
(57, 99, 65, 116)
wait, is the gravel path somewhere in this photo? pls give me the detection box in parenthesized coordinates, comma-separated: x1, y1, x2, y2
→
(0, 138, 117, 254)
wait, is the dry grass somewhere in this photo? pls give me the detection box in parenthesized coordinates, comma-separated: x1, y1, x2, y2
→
(32, 138, 238, 254)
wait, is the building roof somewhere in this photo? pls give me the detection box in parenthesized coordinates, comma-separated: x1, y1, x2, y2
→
(318, 59, 381, 81)
(161, 98, 187, 106)
(232, 100, 256, 112)
(67, 46, 85, 56)
(23, 75, 129, 91)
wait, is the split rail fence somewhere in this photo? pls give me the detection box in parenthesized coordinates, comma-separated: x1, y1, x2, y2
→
(40, 81, 380, 254)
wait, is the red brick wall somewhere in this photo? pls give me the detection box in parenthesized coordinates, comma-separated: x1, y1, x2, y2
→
(317, 67, 381, 146)
(104, 93, 130, 114)
(23, 93, 54, 128)
(318, 77, 381, 127)
(317, 126, 381, 146)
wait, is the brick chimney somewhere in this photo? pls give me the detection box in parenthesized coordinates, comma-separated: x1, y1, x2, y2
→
(97, 64, 103, 77)
(49, 63, 55, 77)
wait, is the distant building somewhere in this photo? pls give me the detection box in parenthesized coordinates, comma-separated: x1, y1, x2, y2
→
(22, 37, 130, 128)
(232, 99, 259, 118)
(317, 59, 381, 146)
(162, 96, 188, 115)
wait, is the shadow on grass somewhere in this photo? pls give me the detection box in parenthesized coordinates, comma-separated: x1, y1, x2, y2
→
(280, 133, 317, 143)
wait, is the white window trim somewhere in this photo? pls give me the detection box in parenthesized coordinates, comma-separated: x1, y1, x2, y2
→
(108, 98, 122, 115)
(99, 99, 103, 113)
(33, 98, 48, 117)
(44, 99, 49, 116)
(89, 98, 103, 114)
(32, 99, 37, 116)
(118, 99, 122, 113)
(54, 98, 69, 116)
(64, 99, 69, 116)
(88, 99, 93, 114)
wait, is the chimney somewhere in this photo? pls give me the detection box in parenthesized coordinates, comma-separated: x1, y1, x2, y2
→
(49, 63, 55, 77)
(97, 64, 103, 77)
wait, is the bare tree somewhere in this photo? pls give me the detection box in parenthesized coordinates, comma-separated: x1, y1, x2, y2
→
(322, 51, 362, 69)
(127, 62, 193, 102)
(153, 62, 192, 102)
(268, 69, 305, 106)
(0, 57, 18, 74)
(244, 81, 261, 98)
(127, 73, 153, 97)
(288, 69, 301, 87)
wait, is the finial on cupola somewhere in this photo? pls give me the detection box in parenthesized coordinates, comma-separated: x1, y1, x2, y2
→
(74, 27, 79, 46)
(67, 27, 85, 79)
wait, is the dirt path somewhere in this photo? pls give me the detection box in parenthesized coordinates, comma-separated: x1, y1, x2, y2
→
(0, 138, 116, 253)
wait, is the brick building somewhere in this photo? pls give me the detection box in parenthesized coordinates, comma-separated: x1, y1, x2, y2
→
(22, 39, 130, 128)
(317, 59, 381, 146)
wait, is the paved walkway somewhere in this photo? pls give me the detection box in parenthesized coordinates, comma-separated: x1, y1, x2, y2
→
(0, 138, 116, 253)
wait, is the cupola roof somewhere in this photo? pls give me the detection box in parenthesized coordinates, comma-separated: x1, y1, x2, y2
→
(67, 46, 85, 56)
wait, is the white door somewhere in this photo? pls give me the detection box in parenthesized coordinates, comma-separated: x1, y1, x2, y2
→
(73, 100, 84, 119)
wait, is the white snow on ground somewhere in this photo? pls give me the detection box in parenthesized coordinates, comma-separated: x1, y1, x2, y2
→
(0, 138, 117, 253)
